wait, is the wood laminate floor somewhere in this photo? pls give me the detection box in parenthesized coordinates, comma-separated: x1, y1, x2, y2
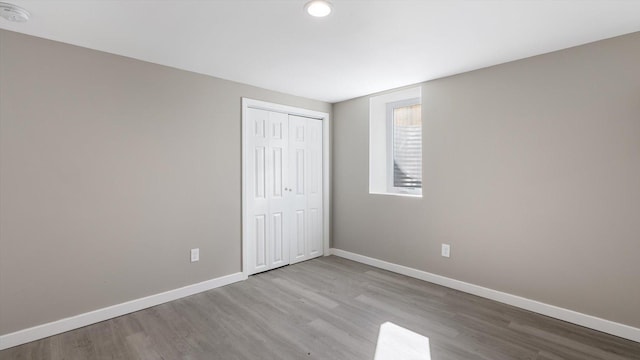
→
(1, 256, 639, 360)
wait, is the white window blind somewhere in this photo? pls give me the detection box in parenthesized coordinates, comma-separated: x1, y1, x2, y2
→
(388, 100, 422, 191)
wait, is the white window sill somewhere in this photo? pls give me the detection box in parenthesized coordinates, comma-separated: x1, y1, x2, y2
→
(369, 191, 422, 198)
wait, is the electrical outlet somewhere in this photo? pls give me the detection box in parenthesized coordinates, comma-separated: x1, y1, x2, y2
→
(191, 248, 200, 262)
(441, 244, 451, 258)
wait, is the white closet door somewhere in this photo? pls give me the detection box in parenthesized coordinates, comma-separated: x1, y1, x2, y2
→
(246, 108, 290, 275)
(289, 115, 323, 264)
(245, 108, 323, 275)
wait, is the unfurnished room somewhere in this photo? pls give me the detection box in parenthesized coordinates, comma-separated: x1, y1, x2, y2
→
(0, 1, 639, 359)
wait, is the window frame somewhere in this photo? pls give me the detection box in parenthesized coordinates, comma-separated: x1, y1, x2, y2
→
(386, 97, 422, 196)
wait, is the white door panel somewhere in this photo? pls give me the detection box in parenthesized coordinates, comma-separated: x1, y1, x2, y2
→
(307, 119, 323, 258)
(268, 111, 289, 269)
(289, 116, 307, 264)
(247, 109, 290, 275)
(272, 212, 285, 265)
(294, 209, 305, 259)
(247, 109, 268, 275)
(289, 115, 323, 264)
(254, 215, 266, 266)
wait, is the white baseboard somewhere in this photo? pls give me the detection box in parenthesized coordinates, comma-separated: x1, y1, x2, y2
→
(0, 272, 246, 350)
(329, 248, 640, 343)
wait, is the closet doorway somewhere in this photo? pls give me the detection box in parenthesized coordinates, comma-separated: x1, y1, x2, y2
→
(242, 99, 330, 276)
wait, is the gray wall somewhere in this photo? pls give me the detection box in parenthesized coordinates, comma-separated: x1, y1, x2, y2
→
(0, 30, 331, 335)
(332, 32, 640, 328)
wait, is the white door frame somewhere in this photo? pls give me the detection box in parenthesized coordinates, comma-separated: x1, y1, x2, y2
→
(241, 98, 331, 278)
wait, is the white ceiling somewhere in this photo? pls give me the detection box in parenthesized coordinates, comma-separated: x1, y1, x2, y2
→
(2, 0, 640, 103)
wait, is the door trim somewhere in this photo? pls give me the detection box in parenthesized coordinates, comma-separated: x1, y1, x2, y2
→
(241, 98, 331, 278)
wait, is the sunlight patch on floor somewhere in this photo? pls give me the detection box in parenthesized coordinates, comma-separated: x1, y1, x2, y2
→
(374, 322, 431, 360)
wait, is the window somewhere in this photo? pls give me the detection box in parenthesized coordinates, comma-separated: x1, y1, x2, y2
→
(369, 86, 422, 197)
(387, 99, 422, 195)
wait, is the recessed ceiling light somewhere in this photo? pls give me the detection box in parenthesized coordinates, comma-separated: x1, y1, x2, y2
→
(305, 0, 332, 18)
(0, 2, 30, 22)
